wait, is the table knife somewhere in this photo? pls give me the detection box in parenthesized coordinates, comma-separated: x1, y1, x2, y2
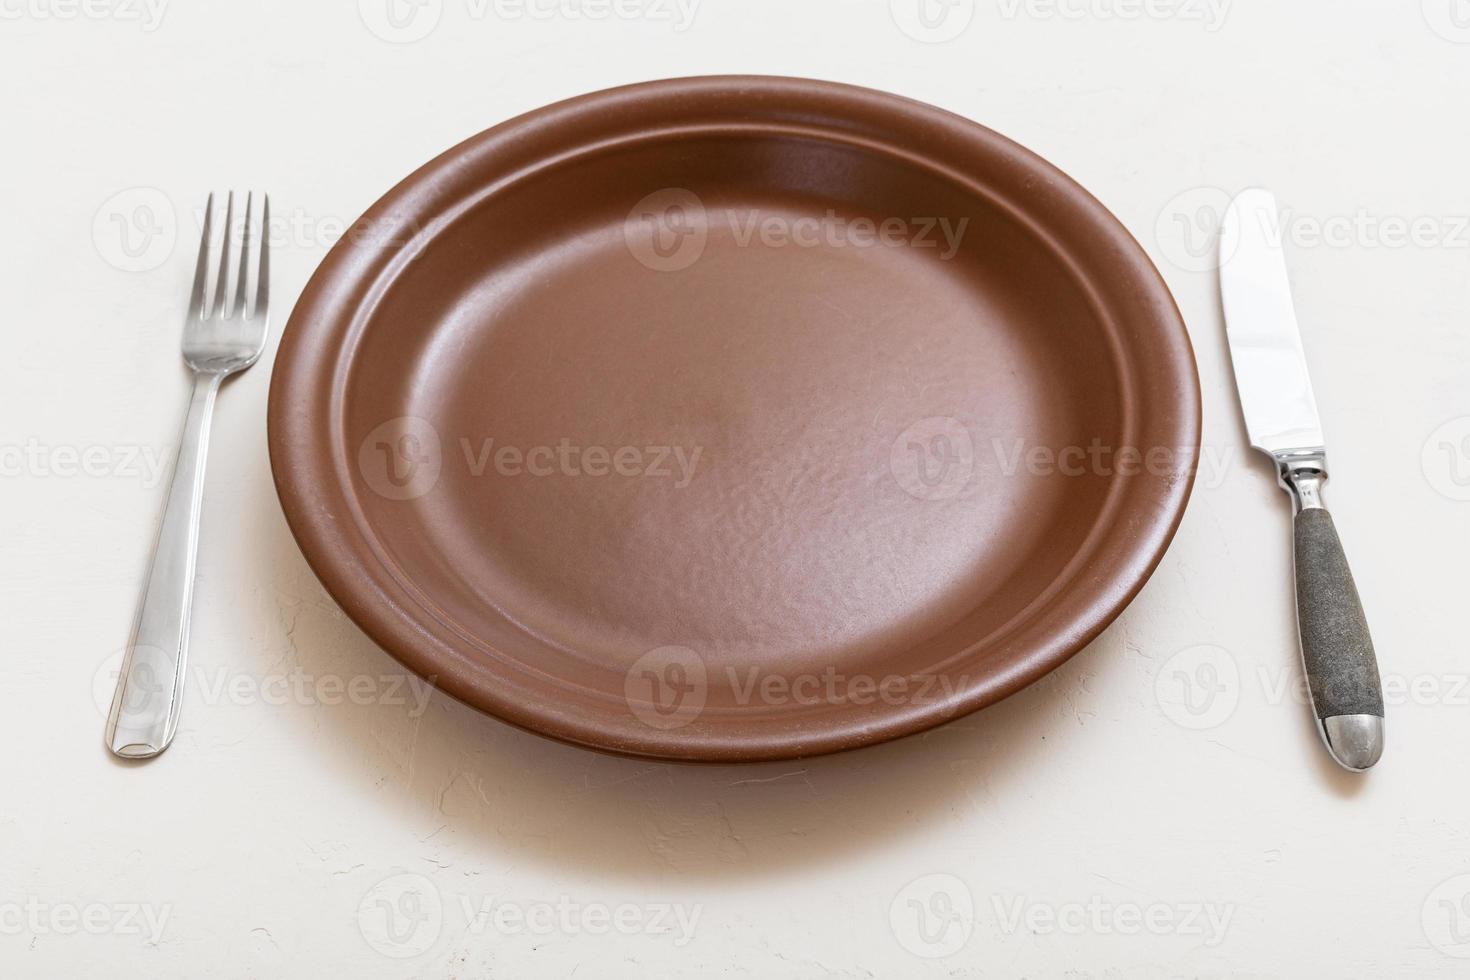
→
(1218, 188, 1384, 772)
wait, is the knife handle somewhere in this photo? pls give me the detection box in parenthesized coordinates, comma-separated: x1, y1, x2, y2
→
(1280, 456, 1384, 771)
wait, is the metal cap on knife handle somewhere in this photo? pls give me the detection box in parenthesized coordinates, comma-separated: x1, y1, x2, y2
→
(1219, 188, 1385, 772)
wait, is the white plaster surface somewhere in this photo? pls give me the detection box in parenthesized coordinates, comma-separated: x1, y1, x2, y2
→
(3, 1, 1469, 975)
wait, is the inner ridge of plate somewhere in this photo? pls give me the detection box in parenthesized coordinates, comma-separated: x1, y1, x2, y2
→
(269, 76, 1200, 761)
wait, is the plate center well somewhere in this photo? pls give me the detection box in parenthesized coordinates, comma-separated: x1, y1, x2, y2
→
(353, 198, 1120, 679)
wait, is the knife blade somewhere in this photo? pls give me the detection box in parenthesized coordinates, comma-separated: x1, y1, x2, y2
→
(1220, 189, 1325, 457)
(1219, 188, 1385, 772)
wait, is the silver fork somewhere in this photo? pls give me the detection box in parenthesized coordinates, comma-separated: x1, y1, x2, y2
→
(106, 191, 271, 759)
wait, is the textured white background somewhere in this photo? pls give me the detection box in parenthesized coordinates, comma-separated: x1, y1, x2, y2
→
(3, 0, 1469, 976)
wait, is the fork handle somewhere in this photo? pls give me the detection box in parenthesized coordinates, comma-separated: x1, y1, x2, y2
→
(106, 373, 221, 758)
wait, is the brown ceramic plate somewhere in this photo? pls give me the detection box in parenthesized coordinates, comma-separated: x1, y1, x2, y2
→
(268, 76, 1199, 762)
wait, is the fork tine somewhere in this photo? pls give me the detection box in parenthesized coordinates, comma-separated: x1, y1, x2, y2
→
(187, 193, 214, 318)
(213, 191, 235, 318)
(231, 192, 253, 320)
(255, 194, 270, 319)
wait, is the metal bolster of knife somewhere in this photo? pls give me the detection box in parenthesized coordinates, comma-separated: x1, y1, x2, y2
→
(1273, 448, 1327, 513)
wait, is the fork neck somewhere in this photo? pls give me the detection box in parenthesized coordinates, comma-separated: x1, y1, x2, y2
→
(190, 370, 224, 401)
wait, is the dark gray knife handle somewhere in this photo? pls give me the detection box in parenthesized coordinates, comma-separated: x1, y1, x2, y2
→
(1277, 454, 1384, 771)
(1293, 508, 1383, 719)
